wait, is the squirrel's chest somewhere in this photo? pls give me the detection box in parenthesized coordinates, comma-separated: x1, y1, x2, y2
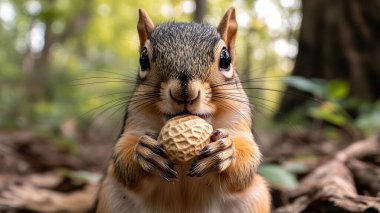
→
(142, 165, 220, 212)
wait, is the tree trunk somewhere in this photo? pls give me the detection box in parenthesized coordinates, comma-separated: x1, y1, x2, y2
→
(277, 0, 380, 118)
(24, 1, 92, 103)
(193, 0, 207, 22)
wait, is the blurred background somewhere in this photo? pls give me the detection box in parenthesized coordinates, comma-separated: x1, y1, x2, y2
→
(0, 0, 379, 212)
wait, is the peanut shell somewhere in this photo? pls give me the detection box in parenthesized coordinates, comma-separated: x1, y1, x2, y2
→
(158, 115, 213, 164)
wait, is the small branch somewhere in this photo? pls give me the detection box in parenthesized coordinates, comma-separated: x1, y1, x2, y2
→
(274, 134, 380, 213)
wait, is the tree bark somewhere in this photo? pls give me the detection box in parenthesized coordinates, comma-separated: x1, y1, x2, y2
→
(277, 0, 380, 118)
(193, 0, 207, 23)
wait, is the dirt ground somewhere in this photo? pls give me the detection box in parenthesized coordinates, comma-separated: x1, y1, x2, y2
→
(0, 129, 379, 212)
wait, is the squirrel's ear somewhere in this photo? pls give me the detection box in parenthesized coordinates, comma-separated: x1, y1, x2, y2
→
(217, 7, 238, 52)
(137, 8, 154, 51)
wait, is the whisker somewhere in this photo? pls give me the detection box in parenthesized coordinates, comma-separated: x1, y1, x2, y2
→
(212, 93, 303, 132)
(88, 91, 159, 103)
(73, 76, 134, 81)
(80, 96, 128, 119)
(130, 94, 159, 110)
(79, 70, 137, 79)
(211, 76, 288, 89)
(130, 99, 158, 115)
(95, 100, 129, 130)
(87, 93, 158, 131)
(93, 90, 160, 98)
(88, 99, 129, 123)
(94, 91, 134, 99)
(212, 94, 251, 105)
(72, 78, 159, 88)
(213, 93, 279, 115)
(214, 92, 282, 106)
(217, 87, 322, 103)
(128, 93, 160, 103)
(72, 80, 134, 86)
(212, 97, 252, 124)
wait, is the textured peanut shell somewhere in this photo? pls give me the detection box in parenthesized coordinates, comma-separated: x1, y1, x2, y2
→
(158, 115, 213, 164)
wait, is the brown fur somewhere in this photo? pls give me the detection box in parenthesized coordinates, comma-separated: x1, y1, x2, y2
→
(217, 8, 238, 62)
(137, 9, 154, 51)
(96, 7, 271, 213)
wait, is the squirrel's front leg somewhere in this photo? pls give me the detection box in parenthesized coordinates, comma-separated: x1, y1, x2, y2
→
(188, 129, 261, 192)
(113, 133, 178, 190)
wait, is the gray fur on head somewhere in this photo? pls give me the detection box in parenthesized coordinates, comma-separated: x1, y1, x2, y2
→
(149, 22, 221, 81)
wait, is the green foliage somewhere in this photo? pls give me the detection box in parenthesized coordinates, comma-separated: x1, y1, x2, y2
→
(309, 102, 349, 126)
(285, 76, 379, 135)
(355, 101, 380, 135)
(285, 76, 350, 100)
(282, 160, 308, 174)
(57, 169, 101, 184)
(285, 76, 325, 97)
(327, 80, 349, 100)
(259, 163, 298, 189)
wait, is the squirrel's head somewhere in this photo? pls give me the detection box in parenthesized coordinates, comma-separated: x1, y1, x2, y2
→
(131, 8, 250, 127)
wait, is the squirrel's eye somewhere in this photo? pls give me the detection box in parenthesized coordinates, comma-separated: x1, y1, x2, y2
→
(219, 47, 231, 71)
(139, 47, 150, 71)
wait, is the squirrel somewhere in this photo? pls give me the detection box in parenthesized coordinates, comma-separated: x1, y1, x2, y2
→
(94, 7, 271, 213)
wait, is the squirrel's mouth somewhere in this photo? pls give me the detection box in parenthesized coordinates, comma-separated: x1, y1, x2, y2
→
(163, 111, 212, 121)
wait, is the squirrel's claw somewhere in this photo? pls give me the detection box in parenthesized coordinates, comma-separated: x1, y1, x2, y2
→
(188, 132, 235, 177)
(145, 130, 159, 140)
(199, 136, 231, 159)
(210, 129, 229, 142)
(188, 156, 234, 177)
(135, 135, 178, 181)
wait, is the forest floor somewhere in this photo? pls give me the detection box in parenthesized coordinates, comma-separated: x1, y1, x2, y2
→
(0, 128, 379, 212)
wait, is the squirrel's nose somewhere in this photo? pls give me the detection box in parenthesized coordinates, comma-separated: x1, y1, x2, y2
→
(169, 90, 200, 105)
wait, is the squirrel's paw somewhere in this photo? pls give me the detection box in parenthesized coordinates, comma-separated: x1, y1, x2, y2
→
(188, 129, 235, 177)
(135, 134, 178, 181)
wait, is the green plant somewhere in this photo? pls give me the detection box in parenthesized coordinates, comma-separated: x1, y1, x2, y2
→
(285, 76, 379, 136)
